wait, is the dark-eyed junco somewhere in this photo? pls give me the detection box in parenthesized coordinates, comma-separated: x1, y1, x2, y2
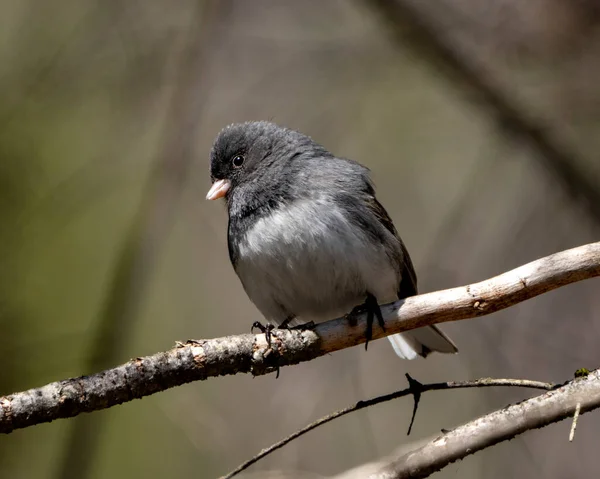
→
(206, 121, 457, 359)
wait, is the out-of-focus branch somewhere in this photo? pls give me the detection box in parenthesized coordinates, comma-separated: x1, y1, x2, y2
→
(222, 376, 555, 479)
(0, 242, 598, 434)
(55, 2, 225, 479)
(367, 0, 600, 222)
(351, 369, 600, 479)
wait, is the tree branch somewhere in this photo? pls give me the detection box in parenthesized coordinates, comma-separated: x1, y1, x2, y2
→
(221, 375, 556, 479)
(365, 369, 600, 479)
(0, 242, 599, 434)
(366, 0, 600, 222)
(55, 3, 224, 479)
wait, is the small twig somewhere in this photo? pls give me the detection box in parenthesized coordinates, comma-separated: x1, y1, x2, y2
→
(569, 402, 581, 442)
(366, 0, 600, 223)
(220, 377, 554, 479)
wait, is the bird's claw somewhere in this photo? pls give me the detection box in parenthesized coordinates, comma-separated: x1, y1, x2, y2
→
(346, 294, 385, 351)
(251, 321, 275, 347)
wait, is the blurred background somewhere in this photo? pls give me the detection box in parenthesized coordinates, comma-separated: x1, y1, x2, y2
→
(1, 0, 599, 478)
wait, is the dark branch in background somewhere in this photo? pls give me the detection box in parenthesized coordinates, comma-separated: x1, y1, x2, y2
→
(55, 2, 223, 479)
(221, 376, 555, 479)
(366, 0, 600, 223)
(361, 369, 600, 479)
(0, 242, 598, 435)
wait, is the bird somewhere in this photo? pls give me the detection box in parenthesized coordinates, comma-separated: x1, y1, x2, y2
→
(206, 121, 457, 360)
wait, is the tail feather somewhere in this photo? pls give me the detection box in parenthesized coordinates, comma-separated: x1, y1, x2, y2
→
(387, 326, 458, 360)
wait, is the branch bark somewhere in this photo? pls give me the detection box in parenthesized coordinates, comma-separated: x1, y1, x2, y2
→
(1, 242, 599, 434)
(361, 369, 600, 479)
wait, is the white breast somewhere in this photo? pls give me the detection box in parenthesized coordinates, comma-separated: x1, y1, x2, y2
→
(235, 198, 400, 324)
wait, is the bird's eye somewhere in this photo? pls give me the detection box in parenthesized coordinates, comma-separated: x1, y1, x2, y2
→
(232, 154, 245, 168)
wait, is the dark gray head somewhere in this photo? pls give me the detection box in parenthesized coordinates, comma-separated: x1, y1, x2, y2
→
(206, 121, 329, 201)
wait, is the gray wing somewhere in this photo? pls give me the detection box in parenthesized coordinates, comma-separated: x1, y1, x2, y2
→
(368, 196, 458, 356)
(364, 195, 418, 299)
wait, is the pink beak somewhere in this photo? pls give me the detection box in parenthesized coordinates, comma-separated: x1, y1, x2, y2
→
(206, 179, 231, 200)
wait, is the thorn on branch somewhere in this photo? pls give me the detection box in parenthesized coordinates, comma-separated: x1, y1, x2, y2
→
(405, 373, 424, 435)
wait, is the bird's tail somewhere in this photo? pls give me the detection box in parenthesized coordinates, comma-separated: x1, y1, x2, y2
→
(387, 326, 458, 360)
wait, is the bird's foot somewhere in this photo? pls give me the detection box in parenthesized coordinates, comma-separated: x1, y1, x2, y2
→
(346, 293, 385, 351)
(252, 321, 295, 379)
(250, 319, 316, 379)
(277, 317, 315, 331)
(288, 321, 316, 331)
(251, 321, 275, 347)
(278, 316, 294, 329)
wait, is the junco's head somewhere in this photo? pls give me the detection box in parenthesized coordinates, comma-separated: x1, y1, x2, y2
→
(206, 121, 327, 201)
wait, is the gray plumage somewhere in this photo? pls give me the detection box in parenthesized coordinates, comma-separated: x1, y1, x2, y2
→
(208, 121, 457, 359)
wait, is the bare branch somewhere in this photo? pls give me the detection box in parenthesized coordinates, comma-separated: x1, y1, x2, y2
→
(363, 369, 600, 479)
(221, 375, 555, 479)
(55, 3, 225, 479)
(366, 0, 600, 222)
(0, 242, 598, 434)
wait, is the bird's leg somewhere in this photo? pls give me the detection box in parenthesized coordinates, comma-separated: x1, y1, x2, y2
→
(251, 319, 297, 380)
(251, 321, 275, 347)
(346, 293, 385, 350)
(366, 293, 386, 331)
